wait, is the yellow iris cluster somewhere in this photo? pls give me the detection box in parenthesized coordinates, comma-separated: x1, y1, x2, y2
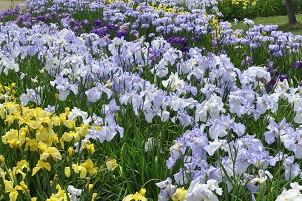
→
(122, 187, 187, 201)
(0, 84, 120, 201)
(0, 83, 17, 103)
(105, 0, 116, 5)
(208, 16, 221, 38)
(230, 0, 257, 9)
(1, 160, 29, 201)
(0, 103, 90, 151)
(150, 4, 187, 14)
(104, 0, 134, 6)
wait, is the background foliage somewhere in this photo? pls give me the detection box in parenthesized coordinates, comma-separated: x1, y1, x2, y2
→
(218, 0, 302, 20)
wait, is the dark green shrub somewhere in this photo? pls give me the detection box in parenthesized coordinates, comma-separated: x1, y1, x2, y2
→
(218, 0, 301, 21)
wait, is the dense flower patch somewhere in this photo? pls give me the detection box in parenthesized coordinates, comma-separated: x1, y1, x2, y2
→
(1, 0, 302, 200)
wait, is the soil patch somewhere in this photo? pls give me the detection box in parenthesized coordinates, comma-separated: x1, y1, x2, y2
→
(0, 1, 26, 12)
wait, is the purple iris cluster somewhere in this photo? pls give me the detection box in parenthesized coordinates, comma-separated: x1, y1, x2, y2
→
(1, 0, 302, 200)
(167, 36, 189, 52)
(90, 18, 110, 37)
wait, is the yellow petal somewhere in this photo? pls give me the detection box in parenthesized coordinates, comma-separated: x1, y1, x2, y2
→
(106, 159, 118, 171)
(79, 167, 87, 178)
(19, 181, 28, 192)
(43, 162, 51, 171)
(9, 189, 18, 201)
(65, 167, 71, 178)
(68, 147, 74, 157)
(122, 194, 134, 201)
(36, 126, 48, 141)
(32, 167, 41, 176)
(140, 189, 146, 196)
(26, 120, 41, 130)
(91, 193, 97, 201)
(4, 180, 14, 192)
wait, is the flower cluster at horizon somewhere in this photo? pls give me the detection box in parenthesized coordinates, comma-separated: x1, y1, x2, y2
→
(1, 0, 300, 81)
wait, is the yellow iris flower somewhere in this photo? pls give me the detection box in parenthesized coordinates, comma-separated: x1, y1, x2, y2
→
(4, 180, 14, 192)
(172, 187, 187, 201)
(123, 189, 147, 201)
(81, 159, 98, 175)
(32, 160, 51, 176)
(91, 193, 97, 201)
(46, 184, 67, 201)
(40, 147, 62, 161)
(106, 159, 118, 171)
(72, 163, 87, 178)
(9, 189, 18, 201)
(24, 138, 38, 152)
(64, 167, 71, 178)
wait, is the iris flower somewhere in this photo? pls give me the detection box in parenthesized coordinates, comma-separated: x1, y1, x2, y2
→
(123, 189, 147, 201)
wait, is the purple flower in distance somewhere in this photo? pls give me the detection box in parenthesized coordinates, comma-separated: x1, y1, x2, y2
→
(91, 27, 110, 37)
(94, 18, 104, 27)
(294, 61, 302, 69)
(106, 23, 117, 30)
(279, 74, 288, 82)
(267, 78, 277, 91)
(82, 19, 90, 26)
(130, 29, 139, 37)
(116, 26, 128, 38)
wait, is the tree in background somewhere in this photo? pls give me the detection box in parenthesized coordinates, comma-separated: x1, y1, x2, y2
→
(285, 0, 297, 24)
